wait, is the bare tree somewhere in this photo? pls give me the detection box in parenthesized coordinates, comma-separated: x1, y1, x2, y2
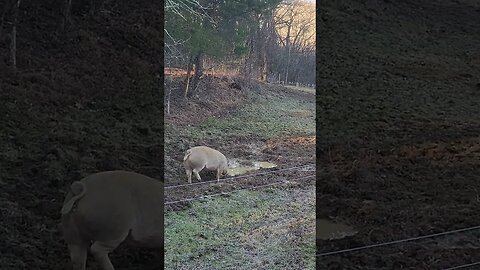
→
(165, 0, 214, 22)
(184, 53, 193, 99)
(280, 7, 293, 82)
(241, 8, 279, 82)
(165, 0, 215, 48)
(273, 0, 315, 85)
(165, 0, 215, 99)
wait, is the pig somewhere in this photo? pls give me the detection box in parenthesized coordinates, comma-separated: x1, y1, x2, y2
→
(60, 170, 164, 270)
(183, 146, 228, 183)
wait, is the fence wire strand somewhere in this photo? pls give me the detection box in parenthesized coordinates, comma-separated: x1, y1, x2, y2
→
(443, 261, 480, 270)
(165, 174, 315, 205)
(165, 163, 315, 189)
(317, 225, 480, 257)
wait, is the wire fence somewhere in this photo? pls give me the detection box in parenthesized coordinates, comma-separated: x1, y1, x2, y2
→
(165, 174, 315, 205)
(164, 163, 315, 189)
(443, 261, 480, 270)
(163, 162, 480, 268)
(164, 163, 480, 268)
(316, 225, 480, 257)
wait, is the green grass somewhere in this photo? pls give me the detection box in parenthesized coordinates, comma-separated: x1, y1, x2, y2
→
(283, 85, 316, 94)
(165, 186, 315, 270)
(168, 92, 315, 141)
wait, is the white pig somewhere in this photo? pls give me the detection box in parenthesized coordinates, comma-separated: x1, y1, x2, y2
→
(60, 170, 163, 270)
(183, 146, 228, 183)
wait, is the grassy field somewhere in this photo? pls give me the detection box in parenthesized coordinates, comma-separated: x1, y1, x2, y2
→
(166, 88, 315, 141)
(165, 186, 315, 270)
(283, 85, 316, 94)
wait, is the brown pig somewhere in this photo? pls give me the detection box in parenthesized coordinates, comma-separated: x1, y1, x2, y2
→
(60, 170, 164, 270)
(183, 146, 228, 183)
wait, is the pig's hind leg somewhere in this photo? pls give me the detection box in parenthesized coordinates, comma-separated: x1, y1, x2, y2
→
(193, 168, 202, 181)
(68, 243, 88, 270)
(185, 168, 193, 183)
(90, 232, 128, 270)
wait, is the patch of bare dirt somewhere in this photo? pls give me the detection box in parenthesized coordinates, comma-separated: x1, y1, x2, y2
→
(165, 133, 316, 189)
(164, 75, 248, 126)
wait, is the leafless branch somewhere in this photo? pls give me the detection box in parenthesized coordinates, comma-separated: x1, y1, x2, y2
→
(165, 0, 216, 25)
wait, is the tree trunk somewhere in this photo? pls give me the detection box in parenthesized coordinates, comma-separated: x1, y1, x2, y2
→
(10, 0, 21, 71)
(257, 22, 266, 81)
(284, 21, 292, 84)
(242, 28, 256, 77)
(166, 77, 173, 114)
(259, 48, 267, 81)
(184, 54, 193, 99)
(285, 44, 292, 84)
(258, 12, 274, 82)
(191, 52, 203, 96)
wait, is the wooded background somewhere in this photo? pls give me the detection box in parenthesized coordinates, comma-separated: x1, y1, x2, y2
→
(165, 0, 315, 97)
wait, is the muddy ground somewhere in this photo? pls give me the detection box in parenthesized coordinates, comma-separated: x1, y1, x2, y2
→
(164, 75, 316, 210)
(317, 0, 480, 269)
(164, 74, 316, 269)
